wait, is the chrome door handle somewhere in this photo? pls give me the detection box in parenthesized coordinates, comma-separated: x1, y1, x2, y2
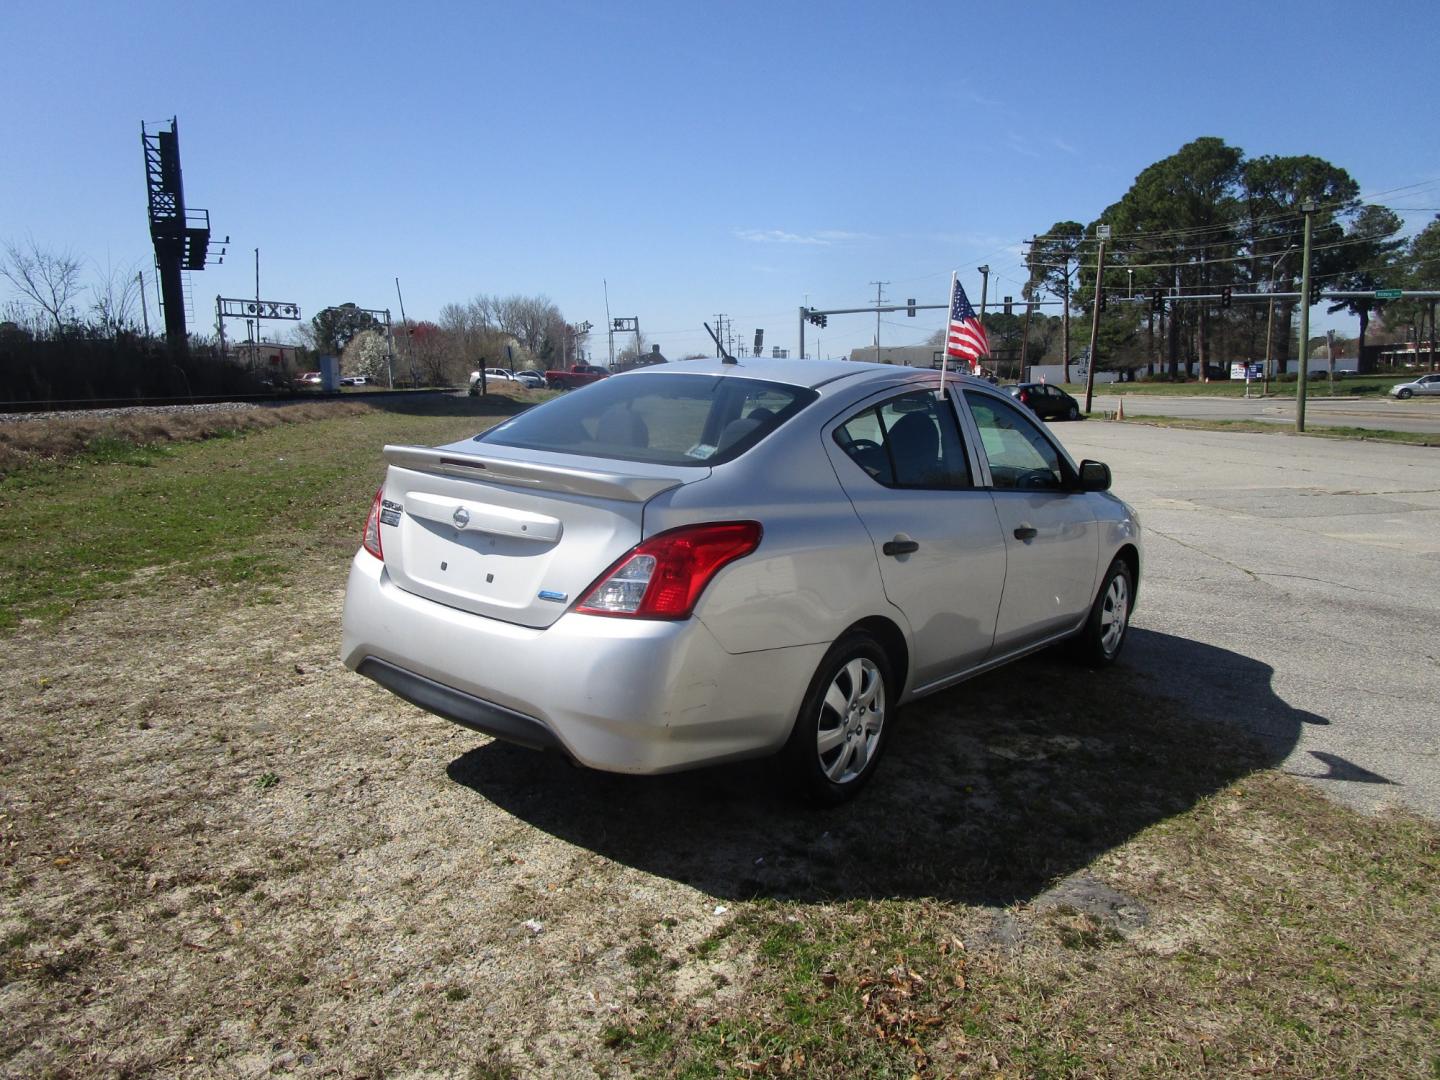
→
(882, 538, 920, 556)
(1013, 526, 1038, 541)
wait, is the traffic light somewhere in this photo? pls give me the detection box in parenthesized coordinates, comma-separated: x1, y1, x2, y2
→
(906, 298, 916, 317)
(1220, 286, 1232, 309)
(1309, 280, 1323, 306)
(807, 309, 827, 328)
(819, 313, 828, 328)
(1150, 287, 1164, 313)
(1003, 296, 1013, 316)
(1099, 289, 1107, 312)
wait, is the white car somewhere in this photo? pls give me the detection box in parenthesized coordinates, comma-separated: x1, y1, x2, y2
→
(1389, 374, 1440, 399)
(342, 360, 1141, 803)
(513, 370, 546, 389)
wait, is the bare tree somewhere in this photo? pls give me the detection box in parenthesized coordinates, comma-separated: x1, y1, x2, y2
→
(1, 237, 85, 334)
(496, 294, 563, 357)
(90, 258, 144, 337)
(616, 332, 652, 366)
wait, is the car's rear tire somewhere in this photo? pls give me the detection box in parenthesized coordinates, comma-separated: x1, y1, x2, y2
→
(1397, 387, 1413, 399)
(781, 632, 893, 805)
(1073, 558, 1133, 667)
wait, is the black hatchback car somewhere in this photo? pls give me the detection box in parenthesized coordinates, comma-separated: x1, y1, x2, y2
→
(1005, 382, 1082, 421)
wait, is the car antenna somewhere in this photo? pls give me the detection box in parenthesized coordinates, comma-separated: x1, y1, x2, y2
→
(704, 321, 739, 364)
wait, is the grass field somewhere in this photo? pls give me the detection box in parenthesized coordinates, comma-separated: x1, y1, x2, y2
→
(1054, 374, 1422, 398)
(1110, 415, 1440, 447)
(1, 397, 1437, 1077)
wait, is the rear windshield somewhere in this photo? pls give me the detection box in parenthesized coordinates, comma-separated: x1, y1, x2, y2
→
(474, 372, 817, 466)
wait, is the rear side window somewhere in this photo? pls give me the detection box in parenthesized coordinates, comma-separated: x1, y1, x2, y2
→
(475, 373, 816, 466)
(834, 390, 971, 489)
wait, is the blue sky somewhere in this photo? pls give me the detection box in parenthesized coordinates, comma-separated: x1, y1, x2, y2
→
(3, 0, 1437, 360)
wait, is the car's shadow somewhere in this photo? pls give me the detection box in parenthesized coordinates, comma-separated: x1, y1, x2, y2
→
(445, 628, 1328, 906)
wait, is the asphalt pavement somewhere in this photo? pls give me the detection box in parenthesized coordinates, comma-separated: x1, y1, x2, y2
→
(1089, 390, 1440, 434)
(1053, 420, 1440, 821)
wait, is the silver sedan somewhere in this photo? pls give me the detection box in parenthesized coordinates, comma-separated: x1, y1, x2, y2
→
(341, 359, 1141, 803)
(1389, 373, 1440, 399)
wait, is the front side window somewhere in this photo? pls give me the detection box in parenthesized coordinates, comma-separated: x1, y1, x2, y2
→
(834, 390, 971, 489)
(476, 373, 815, 466)
(964, 391, 1068, 491)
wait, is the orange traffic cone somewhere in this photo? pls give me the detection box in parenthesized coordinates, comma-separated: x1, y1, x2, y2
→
(1116, 396, 1125, 421)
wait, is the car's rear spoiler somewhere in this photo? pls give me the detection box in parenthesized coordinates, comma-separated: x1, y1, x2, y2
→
(382, 445, 688, 503)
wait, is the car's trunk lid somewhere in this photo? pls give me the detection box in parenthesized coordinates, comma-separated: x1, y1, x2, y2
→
(379, 443, 703, 628)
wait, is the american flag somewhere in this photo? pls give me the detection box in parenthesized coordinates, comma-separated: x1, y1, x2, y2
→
(945, 277, 989, 372)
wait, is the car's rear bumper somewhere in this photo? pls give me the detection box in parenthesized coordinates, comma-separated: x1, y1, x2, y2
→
(340, 552, 824, 773)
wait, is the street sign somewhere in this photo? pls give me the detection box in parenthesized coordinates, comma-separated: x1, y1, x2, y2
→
(1375, 289, 1403, 300)
(1096, 225, 1112, 240)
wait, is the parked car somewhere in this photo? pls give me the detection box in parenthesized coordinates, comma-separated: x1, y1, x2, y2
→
(514, 369, 545, 389)
(1005, 382, 1083, 421)
(545, 364, 610, 390)
(469, 369, 522, 395)
(294, 371, 323, 388)
(341, 360, 1140, 803)
(341, 375, 368, 386)
(1389, 373, 1440, 399)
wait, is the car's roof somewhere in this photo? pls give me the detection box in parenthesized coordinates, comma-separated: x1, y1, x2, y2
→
(615, 357, 993, 393)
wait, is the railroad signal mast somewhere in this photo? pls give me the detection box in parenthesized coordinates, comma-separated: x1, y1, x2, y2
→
(142, 118, 226, 356)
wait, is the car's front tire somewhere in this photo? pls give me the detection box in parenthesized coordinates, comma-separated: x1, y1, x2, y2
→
(1066, 403, 1080, 421)
(1073, 557, 1133, 667)
(1397, 387, 1414, 399)
(781, 632, 893, 805)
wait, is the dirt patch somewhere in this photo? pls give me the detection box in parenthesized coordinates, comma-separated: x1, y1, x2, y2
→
(2, 558, 1436, 1076)
(0, 568, 751, 1077)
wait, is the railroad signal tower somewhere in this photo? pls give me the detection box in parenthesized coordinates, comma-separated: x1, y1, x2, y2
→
(142, 118, 226, 355)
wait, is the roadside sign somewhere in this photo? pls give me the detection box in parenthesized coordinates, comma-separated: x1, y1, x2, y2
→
(1375, 289, 1403, 300)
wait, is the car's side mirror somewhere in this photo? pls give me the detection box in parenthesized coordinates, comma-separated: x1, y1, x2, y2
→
(1078, 460, 1111, 492)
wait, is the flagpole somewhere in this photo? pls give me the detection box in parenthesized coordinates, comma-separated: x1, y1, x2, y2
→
(939, 270, 955, 397)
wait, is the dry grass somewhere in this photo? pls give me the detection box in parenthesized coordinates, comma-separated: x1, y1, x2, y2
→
(0, 384, 545, 475)
(1, 401, 1436, 1078)
(0, 402, 372, 475)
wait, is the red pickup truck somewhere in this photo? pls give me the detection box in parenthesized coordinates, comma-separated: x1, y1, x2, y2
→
(544, 364, 610, 390)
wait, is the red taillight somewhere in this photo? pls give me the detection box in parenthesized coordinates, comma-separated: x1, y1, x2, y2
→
(575, 521, 762, 620)
(361, 486, 384, 560)
(1018, 390, 1030, 405)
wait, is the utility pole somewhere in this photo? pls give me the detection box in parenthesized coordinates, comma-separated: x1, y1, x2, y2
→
(1429, 300, 1438, 371)
(1019, 296, 1035, 381)
(1297, 199, 1317, 433)
(396, 277, 416, 386)
(1083, 226, 1109, 413)
(137, 271, 151, 337)
(870, 281, 888, 361)
(254, 248, 261, 354)
(1061, 267, 1071, 382)
(604, 280, 615, 369)
(977, 264, 990, 347)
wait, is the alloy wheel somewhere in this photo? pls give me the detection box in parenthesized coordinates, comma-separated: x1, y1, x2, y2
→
(1099, 573, 1130, 655)
(815, 657, 885, 784)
